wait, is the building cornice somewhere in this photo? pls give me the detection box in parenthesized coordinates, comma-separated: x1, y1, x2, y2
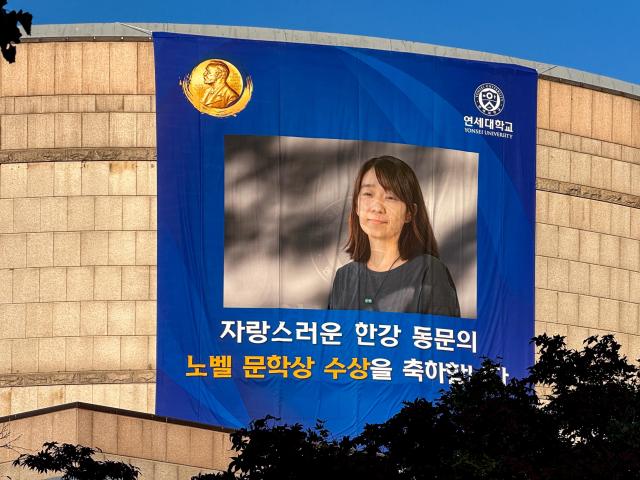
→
(23, 22, 640, 101)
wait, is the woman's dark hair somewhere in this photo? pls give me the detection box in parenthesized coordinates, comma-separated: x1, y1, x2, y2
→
(345, 156, 439, 262)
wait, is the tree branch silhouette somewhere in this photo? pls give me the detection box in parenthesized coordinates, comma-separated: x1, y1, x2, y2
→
(0, 0, 32, 63)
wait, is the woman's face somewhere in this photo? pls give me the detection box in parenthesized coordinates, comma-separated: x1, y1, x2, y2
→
(356, 168, 409, 243)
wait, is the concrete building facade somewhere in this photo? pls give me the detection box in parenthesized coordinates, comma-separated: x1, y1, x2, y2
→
(0, 23, 639, 478)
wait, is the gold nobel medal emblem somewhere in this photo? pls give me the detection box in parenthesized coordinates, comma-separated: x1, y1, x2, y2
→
(181, 59, 253, 117)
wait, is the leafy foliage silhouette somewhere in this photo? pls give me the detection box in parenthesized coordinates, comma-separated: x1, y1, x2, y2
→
(0, 0, 32, 63)
(193, 334, 640, 479)
(13, 442, 140, 480)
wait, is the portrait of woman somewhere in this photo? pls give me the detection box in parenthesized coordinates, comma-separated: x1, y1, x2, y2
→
(328, 155, 461, 316)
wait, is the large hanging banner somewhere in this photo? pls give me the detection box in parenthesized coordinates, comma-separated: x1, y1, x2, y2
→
(154, 32, 537, 436)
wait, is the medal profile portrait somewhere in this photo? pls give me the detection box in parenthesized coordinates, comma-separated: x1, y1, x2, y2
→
(181, 58, 253, 117)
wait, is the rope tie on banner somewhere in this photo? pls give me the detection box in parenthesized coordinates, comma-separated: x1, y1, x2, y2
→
(538, 65, 559, 75)
(118, 23, 152, 37)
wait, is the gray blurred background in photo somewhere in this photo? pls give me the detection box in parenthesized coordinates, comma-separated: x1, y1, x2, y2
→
(223, 136, 478, 318)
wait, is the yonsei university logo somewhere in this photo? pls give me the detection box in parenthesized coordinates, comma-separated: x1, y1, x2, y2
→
(474, 83, 504, 116)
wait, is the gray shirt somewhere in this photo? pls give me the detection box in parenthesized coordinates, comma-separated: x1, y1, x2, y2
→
(328, 254, 460, 317)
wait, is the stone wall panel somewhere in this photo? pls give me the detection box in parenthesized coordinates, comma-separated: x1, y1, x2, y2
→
(39, 266, 66, 302)
(40, 197, 68, 232)
(81, 112, 110, 147)
(0, 198, 13, 233)
(0, 43, 27, 97)
(82, 43, 110, 95)
(13, 267, 38, 303)
(592, 91, 613, 142)
(137, 42, 155, 95)
(55, 113, 83, 148)
(0, 269, 12, 303)
(108, 301, 136, 335)
(549, 81, 571, 132)
(612, 96, 633, 146)
(14, 96, 41, 114)
(55, 42, 83, 94)
(536, 79, 549, 129)
(110, 112, 137, 147)
(110, 43, 138, 95)
(1, 115, 28, 150)
(27, 43, 56, 96)
(569, 86, 592, 137)
(632, 100, 640, 149)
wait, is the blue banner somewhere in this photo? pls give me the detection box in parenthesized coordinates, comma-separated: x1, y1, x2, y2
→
(154, 32, 537, 436)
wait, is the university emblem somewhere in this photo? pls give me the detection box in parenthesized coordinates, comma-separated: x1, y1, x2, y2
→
(474, 83, 504, 116)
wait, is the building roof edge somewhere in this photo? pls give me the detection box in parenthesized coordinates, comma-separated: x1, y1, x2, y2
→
(0, 401, 235, 433)
(25, 22, 640, 100)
